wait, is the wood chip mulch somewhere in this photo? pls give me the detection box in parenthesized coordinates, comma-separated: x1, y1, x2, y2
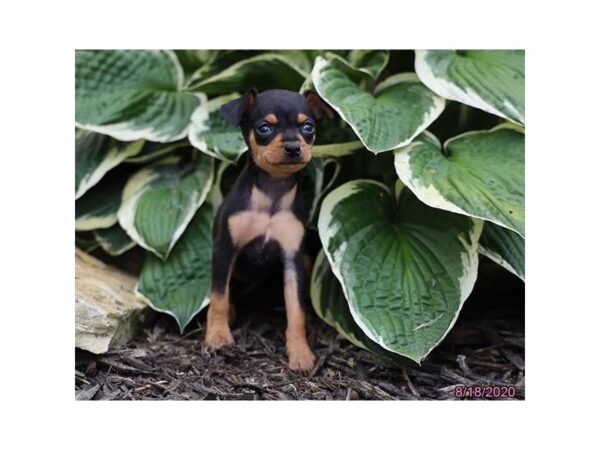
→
(75, 270, 524, 401)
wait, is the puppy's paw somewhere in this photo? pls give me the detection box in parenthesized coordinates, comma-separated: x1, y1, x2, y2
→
(204, 326, 234, 350)
(287, 346, 316, 373)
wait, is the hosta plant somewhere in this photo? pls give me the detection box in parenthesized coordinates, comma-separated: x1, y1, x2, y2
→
(75, 49, 524, 364)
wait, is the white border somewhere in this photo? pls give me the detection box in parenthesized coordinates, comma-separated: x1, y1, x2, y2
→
(9, 2, 600, 446)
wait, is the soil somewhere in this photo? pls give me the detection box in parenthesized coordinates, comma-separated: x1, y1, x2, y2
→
(75, 259, 524, 400)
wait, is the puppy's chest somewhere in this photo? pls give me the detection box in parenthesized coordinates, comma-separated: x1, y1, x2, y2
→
(227, 186, 304, 255)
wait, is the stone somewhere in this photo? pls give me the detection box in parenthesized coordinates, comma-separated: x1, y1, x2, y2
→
(75, 248, 152, 354)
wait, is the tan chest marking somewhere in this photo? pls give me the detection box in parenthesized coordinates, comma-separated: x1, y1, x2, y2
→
(227, 186, 304, 255)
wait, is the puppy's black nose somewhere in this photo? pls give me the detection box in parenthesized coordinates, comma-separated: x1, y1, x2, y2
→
(284, 143, 301, 157)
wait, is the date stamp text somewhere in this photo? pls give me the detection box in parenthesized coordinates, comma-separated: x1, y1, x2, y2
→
(454, 385, 516, 399)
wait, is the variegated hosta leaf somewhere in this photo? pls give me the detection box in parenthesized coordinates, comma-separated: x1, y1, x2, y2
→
(415, 50, 525, 125)
(318, 180, 482, 363)
(185, 50, 263, 86)
(136, 204, 213, 333)
(312, 117, 364, 157)
(75, 169, 128, 231)
(205, 160, 231, 210)
(174, 50, 210, 76)
(311, 250, 380, 351)
(479, 222, 525, 280)
(94, 224, 136, 256)
(188, 96, 247, 163)
(335, 50, 390, 79)
(125, 140, 189, 164)
(311, 250, 401, 357)
(76, 233, 99, 253)
(394, 127, 524, 237)
(273, 50, 314, 72)
(75, 50, 204, 143)
(118, 153, 214, 260)
(187, 53, 307, 96)
(308, 51, 388, 89)
(312, 141, 364, 157)
(312, 57, 445, 153)
(75, 130, 143, 199)
(301, 158, 341, 227)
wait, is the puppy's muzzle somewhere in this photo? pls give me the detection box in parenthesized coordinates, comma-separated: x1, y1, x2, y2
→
(283, 142, 302, 158)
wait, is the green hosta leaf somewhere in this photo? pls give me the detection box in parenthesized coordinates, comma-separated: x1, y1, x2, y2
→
(125, 140, 189, 164)
(394, 127, 524, 236)
(312, 250, 415, 365)
(75, 169, 128, 231)
(318, 180, 482, 363)
(337, 50, 390, 79)
(312, 141, 364, 157)
(205, 160, 231, 210)
(174, 50, 210, 77)
(272, 50, 314, 72)
(187, 53, 307, 96)
(118, 153, 214, 259)
(136, 204, 213, 333)
(479, 222, 525, 280)
(76, 233, 99, 253)
(311, 116, 363, 157)
(186, 51, 263, 85)
(303, 51, 388, 92)
(315, 116, 360, 144)
(188, 96, 247, 162)
(415, 50, 525, 125)
(312, 57, 445, 153)
(301, 158, 341, 227)
(311, 250, 378, 350)
(311, 251, 389, 353)
(75, 130, 143, 199)
(75, 50, 204, 142)
(94, 224, 136, 256)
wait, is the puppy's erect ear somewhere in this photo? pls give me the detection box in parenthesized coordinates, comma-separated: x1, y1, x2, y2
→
(220, 88, 258, 126)
(303, 90, 336, 120)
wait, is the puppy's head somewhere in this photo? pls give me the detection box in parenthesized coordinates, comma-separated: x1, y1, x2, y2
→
(220, 89, 334, 178)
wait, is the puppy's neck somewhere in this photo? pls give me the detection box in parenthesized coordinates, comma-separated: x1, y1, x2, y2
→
(246, 152, 297, 196)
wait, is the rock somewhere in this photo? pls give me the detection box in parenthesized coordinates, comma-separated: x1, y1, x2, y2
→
(75, 248, 152, 354)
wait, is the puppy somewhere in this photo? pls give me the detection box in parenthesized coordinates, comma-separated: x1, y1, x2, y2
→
(204, 88, 333, 372)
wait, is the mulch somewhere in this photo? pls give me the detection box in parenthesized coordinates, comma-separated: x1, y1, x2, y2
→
(75, 260, 524, 401)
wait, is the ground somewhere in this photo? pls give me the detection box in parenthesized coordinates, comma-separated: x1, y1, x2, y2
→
(75, 260, 524, 400)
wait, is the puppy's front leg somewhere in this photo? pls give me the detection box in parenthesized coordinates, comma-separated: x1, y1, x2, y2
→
(205, 237, 235, 350)
(283, 252, 316, 372)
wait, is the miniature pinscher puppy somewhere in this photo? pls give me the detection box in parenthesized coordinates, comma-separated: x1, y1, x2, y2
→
(204, 88, 334, 372)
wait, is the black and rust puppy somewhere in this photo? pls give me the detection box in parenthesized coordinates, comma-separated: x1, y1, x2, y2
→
(204, 88, 333, 372)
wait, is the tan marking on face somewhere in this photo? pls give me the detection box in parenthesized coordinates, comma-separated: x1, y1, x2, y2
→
(249, 130, 310, 178)
(264, 114, 278, 125)
(298, 132, 314, 158)
(297, 113, 309, 123)
(283, 268, 315, 372)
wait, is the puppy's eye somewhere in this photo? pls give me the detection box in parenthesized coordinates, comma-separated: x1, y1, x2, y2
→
(256, 123, 273, 135)
(302, 122, 314, 133)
